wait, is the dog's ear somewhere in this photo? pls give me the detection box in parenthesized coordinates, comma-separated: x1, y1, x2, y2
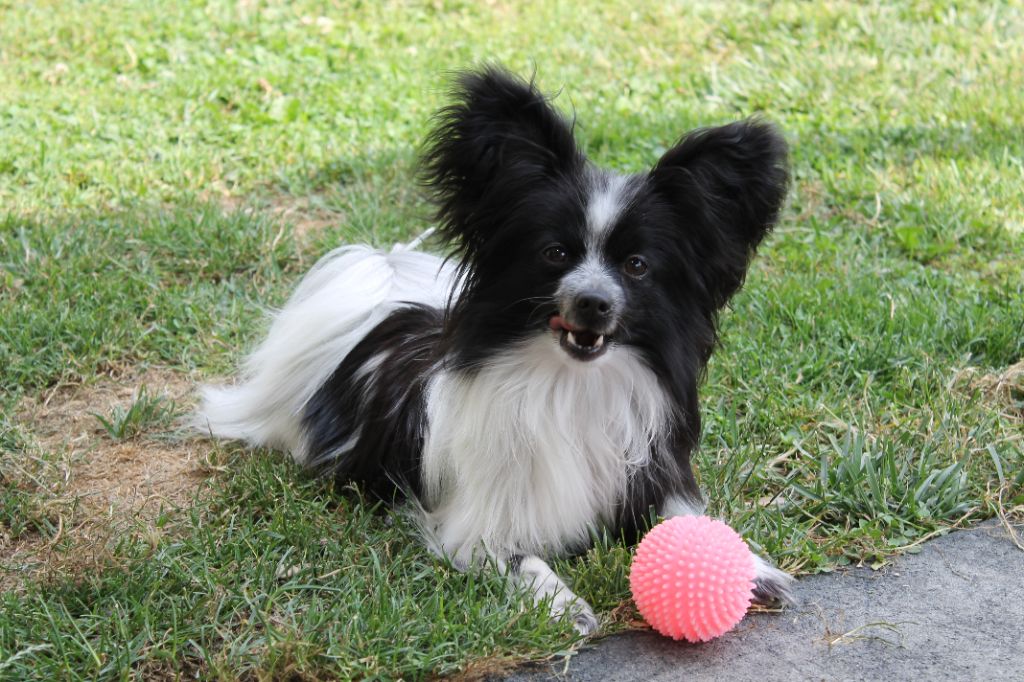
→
(649, 120, 788, 308)
(421, 65, 582, 257)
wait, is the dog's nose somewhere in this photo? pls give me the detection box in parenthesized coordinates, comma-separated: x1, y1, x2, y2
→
(575, 291, 613, 319)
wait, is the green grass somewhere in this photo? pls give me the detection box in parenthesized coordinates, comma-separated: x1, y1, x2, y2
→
(91, 385, 180, 441)
(3, 456, 579, 679)
(2, 0, 1023, 678)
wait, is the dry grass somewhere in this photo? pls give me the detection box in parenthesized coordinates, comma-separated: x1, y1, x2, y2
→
(2, 368, 214, 591)
(951, 359, 1024, 417)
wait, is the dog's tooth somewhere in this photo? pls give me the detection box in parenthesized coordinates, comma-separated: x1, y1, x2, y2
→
(567, 331, 578, 347)
(594, 335, 604, 349)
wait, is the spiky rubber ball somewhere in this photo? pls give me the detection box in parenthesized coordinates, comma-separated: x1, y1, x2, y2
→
(629, 516, 756, 642)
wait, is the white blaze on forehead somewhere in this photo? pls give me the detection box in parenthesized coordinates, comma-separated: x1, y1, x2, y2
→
(563, 170, 634, 315)
(585, 172, 632, 247)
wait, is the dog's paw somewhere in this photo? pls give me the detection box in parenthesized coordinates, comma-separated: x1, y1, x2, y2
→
(752, 554, 796, 605)
(551, 594, 599, 636)
(572, 609, 600, 636)
(510, 555, 600, 635)
(565, 601, 600, 636)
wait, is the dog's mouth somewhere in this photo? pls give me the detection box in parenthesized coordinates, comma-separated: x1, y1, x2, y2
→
(548, 315, 609, 361)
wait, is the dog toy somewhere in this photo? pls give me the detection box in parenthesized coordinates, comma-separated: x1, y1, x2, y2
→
(629, 515, 756, 642)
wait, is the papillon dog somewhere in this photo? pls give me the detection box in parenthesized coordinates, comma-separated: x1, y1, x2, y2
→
(196, 65, 793, 634)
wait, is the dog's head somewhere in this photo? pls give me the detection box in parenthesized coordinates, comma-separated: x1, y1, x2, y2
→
(422, 66, 788, 374)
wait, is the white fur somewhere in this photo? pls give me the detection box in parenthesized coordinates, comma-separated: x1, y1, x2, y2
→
(660, 494, 707, 519)
(419, 333, 671, 564)
(514, 556, 598, 634)
(194, 244, 457, 463)
(585, 172, 632, 245)
(753, 554, 795, 597)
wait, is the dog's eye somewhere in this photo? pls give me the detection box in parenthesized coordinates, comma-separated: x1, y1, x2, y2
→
(542, 244, 569, 264)
(624, 255, 649, 278)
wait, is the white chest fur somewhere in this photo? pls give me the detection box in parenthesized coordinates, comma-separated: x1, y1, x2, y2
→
(420, 335, 669, 563)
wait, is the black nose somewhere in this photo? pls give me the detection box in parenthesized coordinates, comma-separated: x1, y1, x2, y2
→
(575, 291, 612, 318)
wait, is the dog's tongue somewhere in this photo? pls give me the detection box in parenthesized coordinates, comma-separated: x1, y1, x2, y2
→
(549, 315, 580, 332)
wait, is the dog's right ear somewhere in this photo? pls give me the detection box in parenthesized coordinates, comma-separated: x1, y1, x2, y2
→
(421, 65, 582, 257)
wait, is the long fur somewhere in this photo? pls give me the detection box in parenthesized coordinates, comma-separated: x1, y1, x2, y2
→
(196, 244, 457, 463)
(420, 336, 670, 564)
(195, 65, 792, 633)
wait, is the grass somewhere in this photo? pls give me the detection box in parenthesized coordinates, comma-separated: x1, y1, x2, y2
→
(3, 457, 578, 679)
(0, 416, 69, 546)
(1, 0, 1023, 678)
(91, 386, 179, 441)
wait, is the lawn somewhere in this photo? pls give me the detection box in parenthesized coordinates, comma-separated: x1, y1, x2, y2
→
(2, 0, 1022, 679)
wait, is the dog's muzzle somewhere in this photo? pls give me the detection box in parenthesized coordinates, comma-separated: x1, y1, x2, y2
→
(549, 290, 617, 361)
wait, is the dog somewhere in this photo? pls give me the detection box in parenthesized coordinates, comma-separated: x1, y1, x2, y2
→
(195, 65, 793, 635)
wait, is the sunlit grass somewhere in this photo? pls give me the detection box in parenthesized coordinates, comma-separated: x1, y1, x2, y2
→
(1, 0, 1021, 678)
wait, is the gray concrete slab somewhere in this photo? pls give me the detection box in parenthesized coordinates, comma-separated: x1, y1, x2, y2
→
(500, 520, 1024, 681)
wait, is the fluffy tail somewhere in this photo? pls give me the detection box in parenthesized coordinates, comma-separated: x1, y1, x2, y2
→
(193, 243, 455, 462)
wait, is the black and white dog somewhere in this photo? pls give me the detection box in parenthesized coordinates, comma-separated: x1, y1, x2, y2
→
(196, 66, 792, 634)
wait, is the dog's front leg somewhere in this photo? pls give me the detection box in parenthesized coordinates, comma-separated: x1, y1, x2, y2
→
(660, 494, 795, 605)
(507, 554, 598, 635)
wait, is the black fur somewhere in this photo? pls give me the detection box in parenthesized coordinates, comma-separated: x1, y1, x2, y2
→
(422, 64, 584, 269)
(649, 119, 790, 310)
(302, 304, 443, 498)
(421, 66, 590, 370)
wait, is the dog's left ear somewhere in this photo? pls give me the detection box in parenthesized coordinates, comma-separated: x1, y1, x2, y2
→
(650, 119, 789, 308)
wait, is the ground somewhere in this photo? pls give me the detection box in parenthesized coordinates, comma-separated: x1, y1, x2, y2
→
(3, 368, 204, 593)
(1, 1, 1022, 679)
(502, 519, 1024, 680)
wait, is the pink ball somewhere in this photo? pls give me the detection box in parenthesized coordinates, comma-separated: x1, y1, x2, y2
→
(629, 516, 756, 642)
